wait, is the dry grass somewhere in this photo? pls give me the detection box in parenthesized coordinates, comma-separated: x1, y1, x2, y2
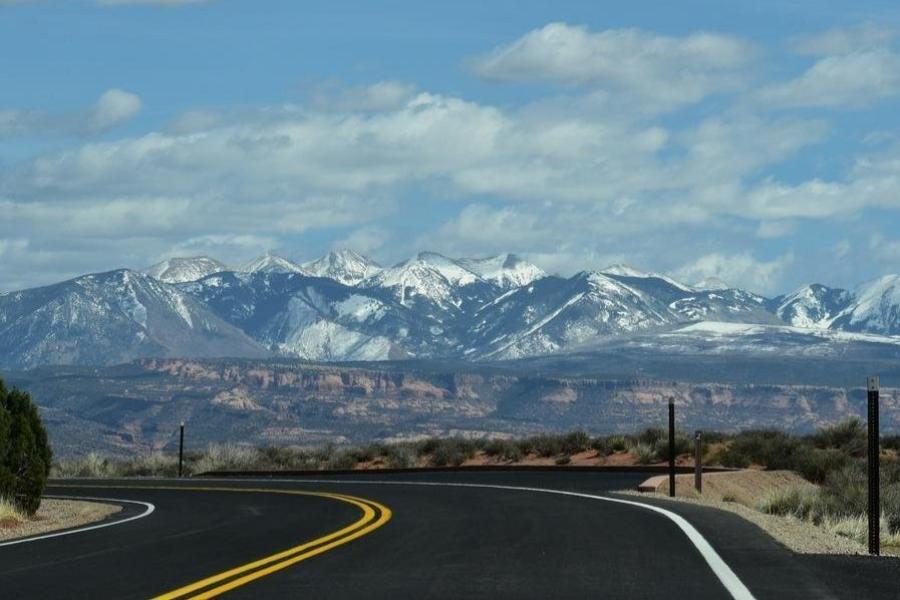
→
(0, 498, 121, 541)
(0, 497, 27, 527)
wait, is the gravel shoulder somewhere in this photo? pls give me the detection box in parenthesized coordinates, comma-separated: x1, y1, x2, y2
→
(0, 499, 122, 542)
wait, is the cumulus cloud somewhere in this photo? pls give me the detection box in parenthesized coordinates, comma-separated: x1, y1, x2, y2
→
(676, 252, 795, 294)
(0, 88, 141, 138)
(473, 23, 757, 112)
(757, 50, 900, 109)
(790, 24, 897, 56)
(87, 89, 143, 132)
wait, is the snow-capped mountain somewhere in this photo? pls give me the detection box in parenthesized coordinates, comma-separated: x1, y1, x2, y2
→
(0, 270, 267, 369)
(469, 271, 677, 359)
(302, 249, 382, 286)
(601, 264, 695, 292)
(8, 249, 900, 368)
(693, 277, 731, 291)
(178, 271, 447, 361)
(831, 275, 900, 335)
(358, 252, 499, 319)
(144, 256, 228, 284)
(773, 284, 851, 329)
(240, 253, 310, 275)
(456, 254, 545, 289)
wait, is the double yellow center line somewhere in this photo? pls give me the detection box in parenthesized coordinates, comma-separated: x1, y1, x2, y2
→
(47, 484, 391, 599)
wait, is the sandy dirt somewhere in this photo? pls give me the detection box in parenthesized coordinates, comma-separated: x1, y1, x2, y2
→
(0, 499, 122, 542)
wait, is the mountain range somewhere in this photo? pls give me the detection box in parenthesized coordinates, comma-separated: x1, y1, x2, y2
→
(3, 249, 900, 370)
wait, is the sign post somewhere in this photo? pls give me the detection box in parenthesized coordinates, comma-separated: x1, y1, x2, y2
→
(694, 431, 702, 494)
(179, 421, 185, 479)
(868, 376, 880, 555)
(668, 398, 675, 498)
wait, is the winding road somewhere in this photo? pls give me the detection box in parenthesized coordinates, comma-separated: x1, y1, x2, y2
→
(1, 470, 898, 599)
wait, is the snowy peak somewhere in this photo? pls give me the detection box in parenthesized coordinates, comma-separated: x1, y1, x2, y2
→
(240, 253, 309, 275)
(833, 275, 900, 334)
(693, 277, 731, 291)
(457, 254, 546, 289)
(302, 249, 381, 286)
(601, 264, 694, 292)
(144, 256, 227, 284)
(412, 252, 482, 286)
(775, 283, 850, 329)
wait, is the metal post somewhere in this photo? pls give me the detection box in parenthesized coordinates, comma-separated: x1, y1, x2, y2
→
(179, 421, 185, 479)
(868, 376, 880, 555)
(694, 430, 702, 494)
(668, 398, 675, 498)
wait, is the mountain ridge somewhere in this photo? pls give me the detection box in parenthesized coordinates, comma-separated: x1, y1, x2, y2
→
(4, 250, 900, 369)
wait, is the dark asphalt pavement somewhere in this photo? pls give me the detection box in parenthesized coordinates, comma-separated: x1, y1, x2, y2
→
(1, 470, 898, 599)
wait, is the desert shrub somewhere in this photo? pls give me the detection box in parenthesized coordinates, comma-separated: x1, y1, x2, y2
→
(758, 486, 818, 519)
(484, 439, 523, 462)
(416, 438, 441, 456)
(384, 445, 417, 469)
(192, 443, 259, 474)
(325, 450, 358, 471)
(0, 496, 27, 524)
(119, 452, 179, 477)
(429, 438, 477, 467)
(809, 418, 866, 457)
(560, 430, 591, 455)
(654, 432, 693, 462)
(717, 430, 801, 470)
(636, 428, 666, 446)
(555, 455, 571, 465)
(630, 442, 657, 465)
(528, 434, 565, 458)
(0, 381, 53, 515)
(605, 435, 628, 453)
(793, 447, 849, 484)
(54, 452, 119, 478)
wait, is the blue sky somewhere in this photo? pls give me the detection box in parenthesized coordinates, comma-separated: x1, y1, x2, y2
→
(2, 0, 900, 294)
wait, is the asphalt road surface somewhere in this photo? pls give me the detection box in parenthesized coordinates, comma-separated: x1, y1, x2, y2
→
(1, 470, 898, 599)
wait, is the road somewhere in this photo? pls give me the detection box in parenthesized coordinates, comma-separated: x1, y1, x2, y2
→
(1, 470, 898, 599)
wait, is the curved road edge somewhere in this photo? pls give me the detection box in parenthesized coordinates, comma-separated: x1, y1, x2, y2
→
(200, 476, 756, 600)
(0, 495, 155, 548)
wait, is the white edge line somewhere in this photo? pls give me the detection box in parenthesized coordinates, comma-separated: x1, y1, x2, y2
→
(0, 495, 155, 548)
(199, 476, 756, 600)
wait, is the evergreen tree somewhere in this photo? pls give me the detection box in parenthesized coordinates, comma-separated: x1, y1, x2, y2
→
(0, 379, 52, 515)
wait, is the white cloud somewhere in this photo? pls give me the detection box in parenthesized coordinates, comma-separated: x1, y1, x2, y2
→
(757, 50, 900, 109)
(473, 23, 757, 111)
(0, 88, 141, 138)
(88, 89, 143, 132)
(676, 252, 794, 294)
(791, 24, 897, 56)
(332, 226, 389, 256)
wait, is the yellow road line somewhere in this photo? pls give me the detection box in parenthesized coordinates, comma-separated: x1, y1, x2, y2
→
(46, 483, 392, 599)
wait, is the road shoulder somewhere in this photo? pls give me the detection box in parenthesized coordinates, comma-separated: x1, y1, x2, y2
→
(0, 498, 121, 543)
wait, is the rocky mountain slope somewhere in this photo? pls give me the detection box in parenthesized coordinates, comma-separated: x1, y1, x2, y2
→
(4, 249, 900, 369)
(0, 270, 267, 368)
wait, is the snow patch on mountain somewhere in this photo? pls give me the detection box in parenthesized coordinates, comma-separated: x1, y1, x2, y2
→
(303, 249, 382, 286)
(240, 253, 310, 275)
(457, 254, 545, 289)
(144, 256, 228, 284)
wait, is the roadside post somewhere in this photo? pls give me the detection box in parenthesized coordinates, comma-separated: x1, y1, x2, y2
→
(694, 430, 702, 494)
(668, 398, 675, 498)
(179, 421, 185, 479)
(868, 376, 880, 555)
